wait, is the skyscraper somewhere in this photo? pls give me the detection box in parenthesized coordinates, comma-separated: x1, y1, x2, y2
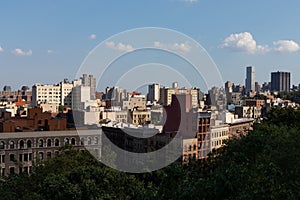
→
(271, 71, 291, 92)
(245, 66, 255, 94)
(147, 83, 160, 102)
(81, 74, 96, 100)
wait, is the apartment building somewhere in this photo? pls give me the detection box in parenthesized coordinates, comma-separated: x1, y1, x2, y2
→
(0, 130, 101, 176)
(159, 86, 199, 108)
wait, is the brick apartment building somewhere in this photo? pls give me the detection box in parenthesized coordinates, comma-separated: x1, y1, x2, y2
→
(0, 107, 67, 132)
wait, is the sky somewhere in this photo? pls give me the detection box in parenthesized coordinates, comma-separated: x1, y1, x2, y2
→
(1, 0, 300, 92)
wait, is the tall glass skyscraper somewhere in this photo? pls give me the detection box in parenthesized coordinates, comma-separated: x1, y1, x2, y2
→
(245, 66, 255, 94)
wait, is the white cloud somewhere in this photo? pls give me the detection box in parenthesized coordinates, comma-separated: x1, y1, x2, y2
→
(47, 50, 57, 54)
(105, 41, 134, 52)
(154, 41, 191, 53)
(0, 46, 4, 52)
(89, 34, 97, 40)
(11, 48, 32, 56)
(221, 32, 300, 54)
(221, 32, 269, 54)
(273, 40, 300, 53)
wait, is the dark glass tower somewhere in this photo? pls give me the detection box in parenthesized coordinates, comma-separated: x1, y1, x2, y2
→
(271, 71, 291, 92)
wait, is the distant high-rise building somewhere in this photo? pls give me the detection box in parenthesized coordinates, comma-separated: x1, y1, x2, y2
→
(172, 82, 178, 89)
(31, 74, 95, 109)
(105, 86, 128, 107)
(262, 82, 271, 92)
(72, 85, 91, 110)
(3, 85, 11, 91)
(255, 82, 261, 93)
(245, 66, 255, 94)
(159, 86, 199, 107)
(271, 71, 291, 92)
(81, 74, 96, 100)
(147, 83, 160, 102)
(225, 81, 233, 93)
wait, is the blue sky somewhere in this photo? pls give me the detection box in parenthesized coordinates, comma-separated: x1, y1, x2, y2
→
(1, 0, 300, 91)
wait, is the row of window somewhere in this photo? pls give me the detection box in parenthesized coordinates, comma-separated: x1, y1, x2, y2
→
(38, 88, 60, 91)
(0, 167, 29, 176)
(133, 114, 150, 118)
(184, 144, 197, 152)
(38, 95, 60, 98)
(211, 139, 224, 147)
(0, 136, 99, 150)
(211, 131, 228, 138)
(6, 153, 33, 162)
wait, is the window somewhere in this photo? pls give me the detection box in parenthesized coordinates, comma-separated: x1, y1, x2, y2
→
(19, 140, 24, 149)
(87, 137, 92, 145)
(55, 139, 60, 147)
(24, 167, 28, 174)
(47, 139, 52, 147)
(71, 138, 76, 145)
(47, 152, 51, 159)
(10, 154, 15, 162)
(80, 138, 84, 145)
(64, 138, 69, 145)
(24, 154, 28, 162)
(27, 140, 32, 148)
(29, 153, 32, 161)
(0, 141, 5, 149)
(38, 139, 44, 147)
(10, 141, 15, 149)
(9, 167, 15, 175)
(19, 154, 22, 162)
(1, 155, 5, 163)
(39, 152, 44, 160)
(94, 137, 99, 145)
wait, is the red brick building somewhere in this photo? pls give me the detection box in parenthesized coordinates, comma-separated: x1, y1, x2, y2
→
(0, 107, 67, 132)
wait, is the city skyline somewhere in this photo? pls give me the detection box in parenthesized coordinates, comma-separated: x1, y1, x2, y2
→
(1, 1, 300, 90)
(0, 69, 294, 94)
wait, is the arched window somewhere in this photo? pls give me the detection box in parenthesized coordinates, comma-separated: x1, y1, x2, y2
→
(38, 139, 44, 148)
(10, 141, 15, 149)
(71, 138, 76, 145)
(87, 137, 92, 145)
(0, 141, 5, 149)
(55, 139, 60, 147)
(64, 138, 69, 145)
(80, 138, 84, 145)
(47, 139, 52, 147)
(27, 140, 32, 148)
(19, 140, 25, 149)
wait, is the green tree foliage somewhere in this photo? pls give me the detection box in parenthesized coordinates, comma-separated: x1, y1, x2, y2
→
(278, 90, 300, 103)
(0, 147, 146, 200)
(180, 107, 300, 199)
